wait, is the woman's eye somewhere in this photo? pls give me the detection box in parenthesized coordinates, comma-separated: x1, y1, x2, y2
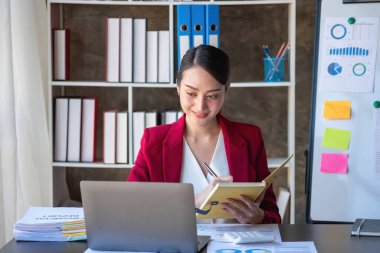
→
(207, 95, 218, 99)
(187, 92, 197, 97)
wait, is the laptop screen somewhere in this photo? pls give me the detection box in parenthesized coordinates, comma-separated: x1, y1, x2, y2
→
(81, 181, 199, 252)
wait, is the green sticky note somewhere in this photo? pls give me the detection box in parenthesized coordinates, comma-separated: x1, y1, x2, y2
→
(322, 128, 351, 150)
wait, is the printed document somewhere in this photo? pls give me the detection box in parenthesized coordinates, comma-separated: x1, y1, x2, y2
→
(207, 240, 318, 253)
(197, 224, 282, 243)
(14, 207, 86, 241)
(319, 17, 379, 92)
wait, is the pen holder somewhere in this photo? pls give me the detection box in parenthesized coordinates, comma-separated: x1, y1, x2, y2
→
(264, 57, 285, 82)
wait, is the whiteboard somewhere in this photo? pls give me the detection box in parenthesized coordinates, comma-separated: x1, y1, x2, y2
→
(307, 0, 380, 223)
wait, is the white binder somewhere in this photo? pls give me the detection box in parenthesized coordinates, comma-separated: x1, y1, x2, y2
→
(133, 19, 147, 83)
(120, 18, 133, 83)
(106, 17, 120, 82)
(158, 31, 170, 83)
(147, 31, 158, 83)
(67, 98, 82, 162)
(54, 98, 69, 161)
(132, 111, 145, 163)
(103, 110, 117, 164)
(81, 98, 97, 162)
(116, 111, 128, 164)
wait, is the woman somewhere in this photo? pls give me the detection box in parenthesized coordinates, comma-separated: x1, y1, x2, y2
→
(128, 45, 281, 224)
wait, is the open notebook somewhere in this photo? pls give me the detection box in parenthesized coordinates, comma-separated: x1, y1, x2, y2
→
(196, 154, 293, 219)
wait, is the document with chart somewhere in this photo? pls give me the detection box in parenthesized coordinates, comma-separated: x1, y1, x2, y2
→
(319, 17, 379, 92)
(207, 241, 317, 253)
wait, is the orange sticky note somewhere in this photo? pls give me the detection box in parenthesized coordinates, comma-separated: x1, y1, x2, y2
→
(323, 100, 351, 119)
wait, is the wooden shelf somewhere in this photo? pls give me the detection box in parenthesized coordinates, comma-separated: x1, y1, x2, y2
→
(53, 157, 284, 169)
(53, 162, 133, 169)
(51, 81, 294, 88)
(49, 0, 293, 7)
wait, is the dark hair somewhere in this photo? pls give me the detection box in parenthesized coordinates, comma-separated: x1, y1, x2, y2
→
(177, 45, 230, 88)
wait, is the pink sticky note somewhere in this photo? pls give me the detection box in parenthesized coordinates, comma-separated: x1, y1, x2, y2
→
(321, 153, 348, 174)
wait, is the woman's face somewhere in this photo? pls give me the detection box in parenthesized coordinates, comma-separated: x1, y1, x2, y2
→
(177, 66, 226, 128)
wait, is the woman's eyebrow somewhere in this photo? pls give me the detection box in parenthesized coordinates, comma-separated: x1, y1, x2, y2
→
(184, 84, 222, 93)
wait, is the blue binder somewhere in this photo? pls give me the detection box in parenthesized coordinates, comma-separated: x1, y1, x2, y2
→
(205, 5, 220, 47)
(191, 5, 205, 47)
(177, 5, 192, 69)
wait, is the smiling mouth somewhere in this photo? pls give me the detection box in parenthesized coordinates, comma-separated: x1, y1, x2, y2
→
(193, 112, 208, 119)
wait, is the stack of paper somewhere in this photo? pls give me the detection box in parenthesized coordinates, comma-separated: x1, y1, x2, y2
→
(14, 207, 86, 241)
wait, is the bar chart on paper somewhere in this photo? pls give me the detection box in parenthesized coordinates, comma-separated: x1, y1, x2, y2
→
(328, 47, 369, 56)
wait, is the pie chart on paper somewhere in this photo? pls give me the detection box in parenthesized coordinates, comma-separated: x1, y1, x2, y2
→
(327, 62, 343, 76)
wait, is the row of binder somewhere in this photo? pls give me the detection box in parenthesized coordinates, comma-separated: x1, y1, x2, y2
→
(54, 97, 129, 164)
(54, 97, 98, 163)
(103, 109, 185, 163)
(106, 17, 170, 83)
(132, 110, 183, 162)
(53, 5, 219, 82)
(103, 110, 129, 164)
(177, 4, 220, 68)
(53, 96, 184, 164)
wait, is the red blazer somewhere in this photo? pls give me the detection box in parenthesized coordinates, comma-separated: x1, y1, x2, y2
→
(128, 114, 281, 224)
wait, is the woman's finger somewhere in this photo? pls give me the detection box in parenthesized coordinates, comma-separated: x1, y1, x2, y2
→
(239, 195, 259, 210)
(221, 203, 250, 224)
(224, 198, 251, 214)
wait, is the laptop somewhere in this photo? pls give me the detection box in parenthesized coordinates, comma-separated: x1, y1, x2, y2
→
(80, 181, 210, 252)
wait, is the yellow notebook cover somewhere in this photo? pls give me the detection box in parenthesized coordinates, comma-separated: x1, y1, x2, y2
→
(196, 154, 293, 219)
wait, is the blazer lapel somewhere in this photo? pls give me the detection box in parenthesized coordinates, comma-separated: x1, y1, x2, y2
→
(219, 115, 249, 182)
(162, 115, 185, 182)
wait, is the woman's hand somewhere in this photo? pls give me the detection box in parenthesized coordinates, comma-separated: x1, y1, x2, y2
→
(195, 176, 233, 208)
(221, 186, 268, 224)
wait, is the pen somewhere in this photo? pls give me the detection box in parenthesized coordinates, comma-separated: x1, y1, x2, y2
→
(202, 162, 219, 178)
(265, 42, 287, 80)
(275, 42, 286, 59)
(262, 45, 272, 58)
(267, 43, 290, 81)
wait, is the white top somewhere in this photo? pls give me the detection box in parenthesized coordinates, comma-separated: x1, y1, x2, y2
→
(180, 132, 234, 224)
(180, 131, 230, 195)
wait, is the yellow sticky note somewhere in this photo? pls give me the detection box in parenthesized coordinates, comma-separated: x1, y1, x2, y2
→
(322, 128, 351, 150)
(323, 100, 351, 119)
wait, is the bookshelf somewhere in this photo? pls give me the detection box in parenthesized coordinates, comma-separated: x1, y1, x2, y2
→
(47, 0, 296, 223)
